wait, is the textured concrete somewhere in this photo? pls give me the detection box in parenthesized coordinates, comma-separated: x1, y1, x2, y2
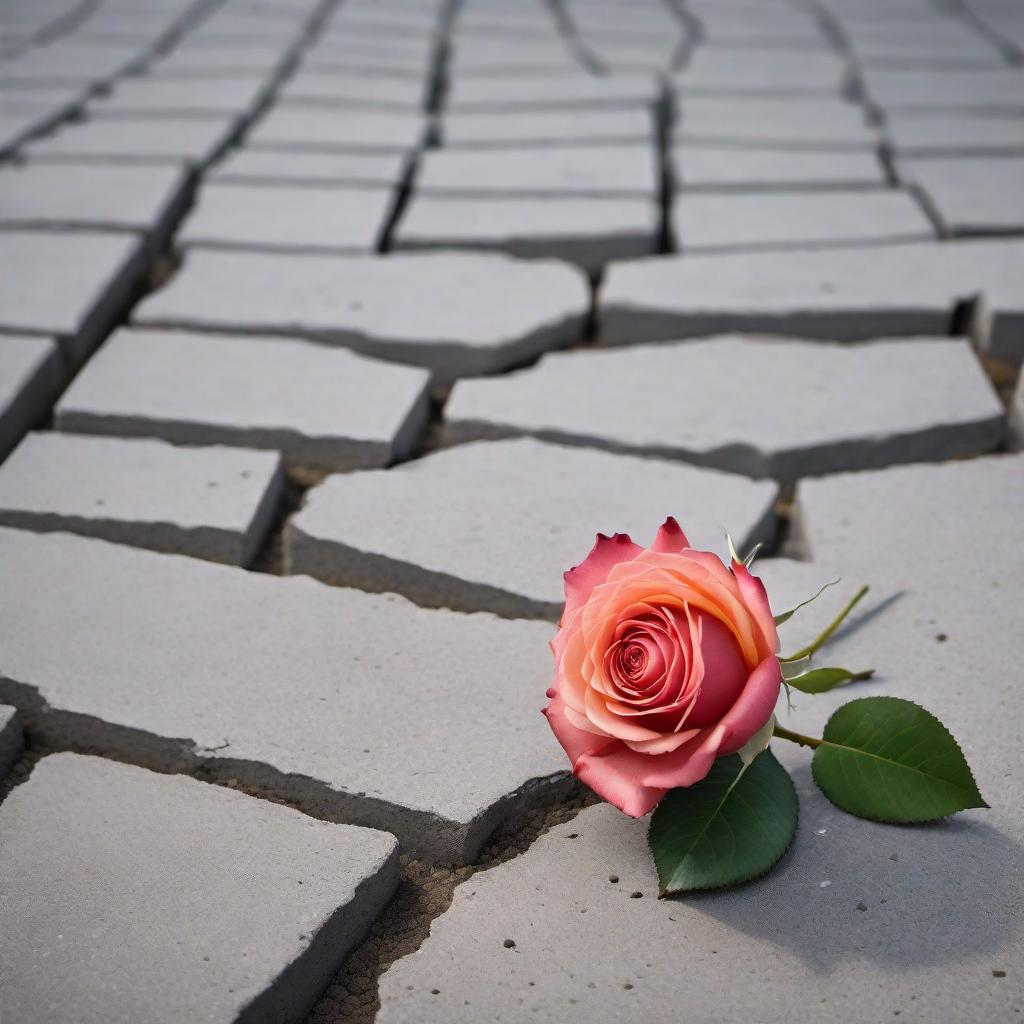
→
(445, 336, 1004, 479)
(672, 190, 935, 252)
(0, 704, 22, 782)
(883, 112, 1024, 157)
(676, 98, 879, 149)
(0, 433, 283, 566)
(441, 109, 654, 147)
(279, 70, 427, 110)
(861, 67, 1024, 112)
(55, 329, 430, 471)
(446, 72, 659, 111)
(209, 147, 409, 188)
(672, 146, 887, 190)
(0, 529, 566, 861)
(599, 239, 1024, 363)
(414, 145, 659, 197)
(897, 157, 1024, 235)
(247, 106, 428, 153)
(24, 113, 240, 166)
(0, 336, 63, 463)
(675, 49, 849, 93)
(0, 753, 399, 1024)
(91, 74, 274, 117)
(0, 161, 191, 237)
(0, 230, 144, 365)
(178, 181, 394, 254)
(134, 249, 589, 380)
(392, 193, 658, 272)
(286, 437, 778, 617)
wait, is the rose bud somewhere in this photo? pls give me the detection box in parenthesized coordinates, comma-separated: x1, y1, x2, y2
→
(543, 518, 781, 817)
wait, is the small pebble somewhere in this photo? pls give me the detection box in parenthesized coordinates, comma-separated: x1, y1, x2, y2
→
(609, 875, 619, 884)
(820, 880, 832, 888)
(994, 970, 1007, 978)
(856, 901, 868, 912)
(630, 891, 643, 899)
(503, 939, 516, 949)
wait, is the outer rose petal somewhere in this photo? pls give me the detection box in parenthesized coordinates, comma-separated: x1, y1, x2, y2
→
(562, 533, 643, 624)
(731, 561, 780, 657)
(542, 691, 615, 765)
(572, 742, 669, 817)
(715, 656, 782, 755)
(650, 516, 691, 554)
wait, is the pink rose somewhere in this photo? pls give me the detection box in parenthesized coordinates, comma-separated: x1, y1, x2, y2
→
(543, 518, 781, 817)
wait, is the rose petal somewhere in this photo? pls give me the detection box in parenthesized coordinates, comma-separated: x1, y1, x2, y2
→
(543, 692, 615, 764)
(572, 741, 668, 817)
(651, 516, 691, 554)
(715, 656, 783, 756)
(731, 561, 780, 658)
(562, 532, 643, 624)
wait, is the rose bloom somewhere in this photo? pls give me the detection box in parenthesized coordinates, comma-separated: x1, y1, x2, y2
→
(543, 518, 780, 817)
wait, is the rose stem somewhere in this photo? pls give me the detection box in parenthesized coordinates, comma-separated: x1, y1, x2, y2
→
(784, 584, 870, 662)
(773, 723, 823, 750)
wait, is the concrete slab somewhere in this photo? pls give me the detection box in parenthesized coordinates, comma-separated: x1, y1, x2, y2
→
(884, 112, 1024, 156)
(672, 146, 887, 190)
(0, 432, 284, 565)
(55, 329, 430, 471)
(286, 437, 778, 618)
(675, 48, 848, 94)
(178, 181, 394, 254)
(598, 239, 1024, 364)
(279, 70, 428, 110)
(209, 147, 409, 188)
(861, 67, 1024, 112)
(91, 73, 275, 117)
(445, 72, 659, 111)
(676, 97, 879, 149)
(247, 106, 428, 153)
(0, 529, 567, 861)
(672, 190, 935, 252)
(0, 705, 22, 781)
(413, 145, 659, 198)
(133, 249, 589, 381)
(0, 161, 191, 237)
(0, 753, 399, 1024)
(392, 193, 658, 272)
(0, 336, 63, 463)
(897, 156, 1024, 234)
(444, 336, 1004, 480)
(0, 230, 145, 365)
(440, 109, 654, 148)
(23, 113, 239, 166)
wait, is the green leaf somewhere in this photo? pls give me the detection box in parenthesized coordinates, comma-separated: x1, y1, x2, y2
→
(773, 579, 839, 626)
(812, 697, 987, 823)
(649, 749, 798, 896)
(787, 666, 874, 694)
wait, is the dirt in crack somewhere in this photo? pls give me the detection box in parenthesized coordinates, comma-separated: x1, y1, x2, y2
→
(305, 783, 597, 1024)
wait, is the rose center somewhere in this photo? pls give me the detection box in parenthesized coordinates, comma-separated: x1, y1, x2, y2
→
(618, 641, 648, 681)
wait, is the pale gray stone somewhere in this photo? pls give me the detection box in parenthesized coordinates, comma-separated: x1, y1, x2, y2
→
(91, 73, 275, 117)
(0, 530, 566, 861)
(247, 106, 429, 152)
(440, 109, 654, 148)
(676, 98, 879, 149)
(24, 113, 240, 166)
(0, 43, 147, 87)
(133, 249, 589, 380)
(0, 336, 63, 463)
(414, 145, 658, 197)
(884, 112, 1024, 156)
(146, 42, 297, 77)
(279, 70, 427, 110)
(0, 230, 144, 365)
(178, 181, 394, 254)
(392, 193, 658, 272)
(0, 705, 22, 781)
(0, 753, 399, 1024)
(897, 157, 1024, 234)
(56, 329, 430, 471)
(445, 336, 1004, 479)
(861, 67, 1024, 112)
(0, 161, 191, 239)
(445, 72, 659, 111)
(672, 190, 935, 252)
(0, 433, 283, 566)
(210, 147, 409, 187)
(675, 48, 849, 93)
(599, 239, 1024, 363)
(672, 146, 887, 189)
(286, 438, 778, 618)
